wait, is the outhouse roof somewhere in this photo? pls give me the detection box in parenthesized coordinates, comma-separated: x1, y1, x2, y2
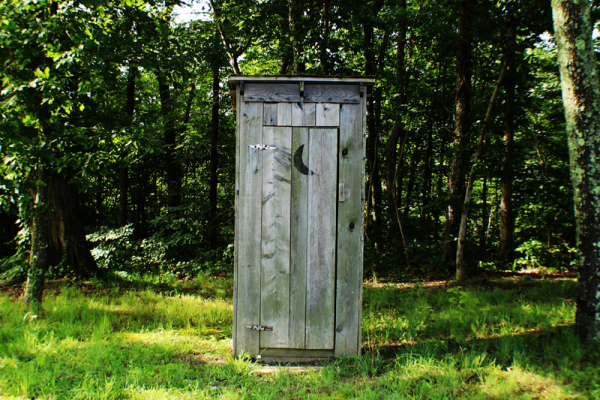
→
(228, 75, 375, 87)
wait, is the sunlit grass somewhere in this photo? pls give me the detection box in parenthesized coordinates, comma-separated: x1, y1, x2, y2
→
(0, 274, 599, 399)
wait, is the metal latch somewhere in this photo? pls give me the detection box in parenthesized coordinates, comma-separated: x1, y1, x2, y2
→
(245, 325, 273, 331)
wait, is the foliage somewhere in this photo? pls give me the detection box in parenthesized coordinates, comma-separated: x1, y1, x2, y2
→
(514, 239, 577, 272)
(1, 276, 599, 398)
(0, 0, 581, 288)
(86, 224, 235, 276)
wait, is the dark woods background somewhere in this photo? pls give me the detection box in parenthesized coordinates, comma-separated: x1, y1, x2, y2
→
(0, 0, 590, 285)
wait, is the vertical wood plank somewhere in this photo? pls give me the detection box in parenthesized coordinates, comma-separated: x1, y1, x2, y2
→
(277, 103, 292, 126)
(291, 103, 302, 126)
(290, 127, 309, 349)
(233, 85, 241, 356)
(260, 126, 292, 349)
(358, 87, 367, 355)
(334, 103, 364, 357)
(316, 103, 340, 126)
(235, 101, 263, 357)
(264, 103, 278, 126)
(292, 103, 316, 126)
(306, 128, 338, 350)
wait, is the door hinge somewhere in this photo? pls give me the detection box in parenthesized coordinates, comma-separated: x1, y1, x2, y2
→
(245, 325, 273, 331)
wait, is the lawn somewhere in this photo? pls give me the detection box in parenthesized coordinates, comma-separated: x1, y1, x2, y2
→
(0, 274, 599, 399)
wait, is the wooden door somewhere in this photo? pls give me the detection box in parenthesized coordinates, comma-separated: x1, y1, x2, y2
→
(259, 124, 338, 350)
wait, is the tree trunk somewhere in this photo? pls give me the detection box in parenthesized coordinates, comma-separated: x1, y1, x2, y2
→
(443, 0, 473, 260)
(404, 141, 421, 217)
(119, 165, 128, 226)
(95, 173, 103, 229)
(552, 0, 600, 342)
(157, 68, 180, 211)
(47, 172, 99, 278)
(289, 1, 305, 75)
(499, 22, 516, 264)
(25, 170, 49, 307)
(320, 0, 330, 74)
(209, 67, 220, 250)
(456, 62, 506, 280)
(119, 64, 137, 227)
(480, 175, 487, 247)
(421, 63, 442, 226)
(363, 0, 385, 245)
(434, 138, 446, 238)
(386, 0, 408, 229)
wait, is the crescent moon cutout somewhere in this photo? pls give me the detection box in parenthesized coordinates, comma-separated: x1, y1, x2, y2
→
(293, 145, 315, 176)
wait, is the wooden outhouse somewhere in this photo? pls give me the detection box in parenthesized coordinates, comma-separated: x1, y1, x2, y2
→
(229, 76, 374, 362)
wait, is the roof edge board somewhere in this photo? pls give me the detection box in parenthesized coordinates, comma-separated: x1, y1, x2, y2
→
(228, 75, 376, 86)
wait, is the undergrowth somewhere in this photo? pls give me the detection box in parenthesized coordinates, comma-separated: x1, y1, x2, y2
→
(0, 274, 598, 399)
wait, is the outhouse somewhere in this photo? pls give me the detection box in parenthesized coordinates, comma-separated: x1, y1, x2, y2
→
(229, 76, 374, 362)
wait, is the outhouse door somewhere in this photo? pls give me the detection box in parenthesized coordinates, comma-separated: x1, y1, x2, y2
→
(234, 80, 369, 359)
(259, 125, 339, 351)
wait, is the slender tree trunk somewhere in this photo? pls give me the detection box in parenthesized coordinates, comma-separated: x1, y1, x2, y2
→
(320, 0, 330, 74)
(480, 175, 487, 247)
(363, 0, 385, 245)
(25, 170, 49, 307)
(552, 0, 600, 342)
(443, 0, 473, 259)
(119, 165, 128, 226)
(210, 0, 242, 74)
(119, 65, 137, 227)
(289, 1, 305, 75)
(421, 63, 442, 226)
(404, 141, 421, 217)
(386, 1, 408, 233)
(434, 138, 446, 238)
(456, 62, 506, 280)
(486, 192, 497, 246)
(95, 173, 103, 229)
(499, 22, 516, 264)
(156, 68, 180, 211)
(209, 67, 220, 250)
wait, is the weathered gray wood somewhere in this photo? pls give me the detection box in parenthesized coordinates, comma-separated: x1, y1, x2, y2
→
(235, 101, 263, 357)
(260, 348, 334, 358)
(292, 103, 316, 127)
(316, 104, 340, 126)
(277, 103, 292, 126)
(260, 126, 292, 349)
(245, 83, 301, 102)
(335, 103, 363, 357)
(358, 87, 367, 355)
(305, 84, 360, 104)
(229, 76, 375, 86)
(233, 85, 241, 356)
(259, 356, 333, 364)
(306, 128, 338, 350)
(264, 103, 278, 126)
(290, 127, 309, 349)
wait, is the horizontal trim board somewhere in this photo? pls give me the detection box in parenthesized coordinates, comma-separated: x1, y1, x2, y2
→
(229, 75, 375, 86)
(305, 84, 360, 103)
(245, 83, 300, 102)
(260, 349, 334, 358)
(258, 357, 333, 364)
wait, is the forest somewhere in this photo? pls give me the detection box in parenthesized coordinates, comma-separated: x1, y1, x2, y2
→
(1, 0, 600, 398)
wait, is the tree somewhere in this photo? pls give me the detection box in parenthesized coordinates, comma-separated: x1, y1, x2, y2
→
(552, 0, 600, 341)
(443, 0, 474, 260)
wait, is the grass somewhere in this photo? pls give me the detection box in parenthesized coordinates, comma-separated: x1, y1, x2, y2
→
(1, 273, 599, 399)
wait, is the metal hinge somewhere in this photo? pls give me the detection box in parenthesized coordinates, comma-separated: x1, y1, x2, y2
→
(245, 325, 273, 331)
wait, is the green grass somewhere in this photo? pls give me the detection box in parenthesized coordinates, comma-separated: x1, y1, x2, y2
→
(1, 274, 599, 399)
